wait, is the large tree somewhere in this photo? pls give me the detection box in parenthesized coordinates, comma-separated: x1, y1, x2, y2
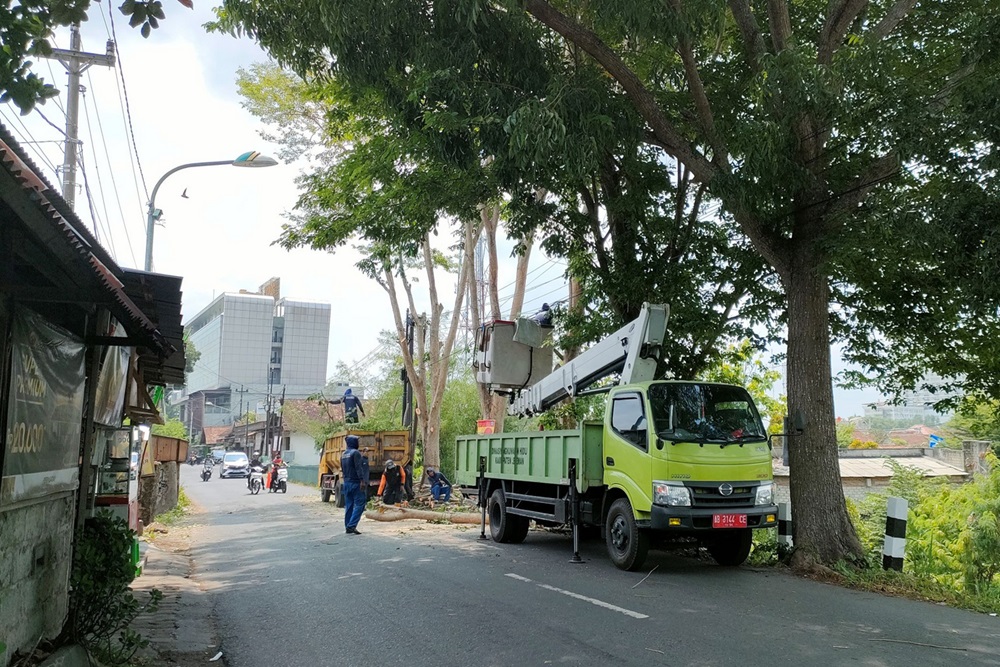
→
(213, 0, 1000, 568)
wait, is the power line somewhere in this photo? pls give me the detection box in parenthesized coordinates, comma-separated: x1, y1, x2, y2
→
(108, 5, 149, 200)
(499, 273, 567, 308)
(86, 69, 138, 267)
(77, 153, 118, 255)
(80, 89, 117, 243)
(0, 107, 61, 179)
(34, 107, 68, 137)
(43, 53, 68, 116)
(111, 62, 150, 230)
(521, 283, 571, 314)
(494, 256, 561, 298)
(495, 257, 565, 306)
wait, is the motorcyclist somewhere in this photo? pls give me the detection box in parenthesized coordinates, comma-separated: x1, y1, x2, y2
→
(248, 451, 262, 489)
(268, 454, 286, 490)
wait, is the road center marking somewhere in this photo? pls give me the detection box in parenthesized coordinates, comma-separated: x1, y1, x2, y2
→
(505, 573, 649, 619)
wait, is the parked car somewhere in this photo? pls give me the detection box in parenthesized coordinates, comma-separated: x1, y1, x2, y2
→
(220, 451, 250, 479)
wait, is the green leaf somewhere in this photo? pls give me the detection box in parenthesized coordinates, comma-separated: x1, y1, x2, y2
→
(129, 7, 146, 27)
(141, 22, 152, 38)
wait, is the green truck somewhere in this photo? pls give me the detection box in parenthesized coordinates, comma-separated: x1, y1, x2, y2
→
(456, 304, 777, 570)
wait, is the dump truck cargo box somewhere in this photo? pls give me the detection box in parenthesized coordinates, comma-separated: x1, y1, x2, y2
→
(318, 430, 411, 480)
(455, 422, 603, 493)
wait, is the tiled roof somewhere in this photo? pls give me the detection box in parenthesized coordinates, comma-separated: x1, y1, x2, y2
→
(203, 426, 233, 445)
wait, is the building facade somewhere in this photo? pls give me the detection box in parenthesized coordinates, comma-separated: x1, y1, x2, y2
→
(183, 279, 331, 440)
(862, 372, 957, 425)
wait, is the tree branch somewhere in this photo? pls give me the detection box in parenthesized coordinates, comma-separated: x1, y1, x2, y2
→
(825, 152, 900, 220)
(523, 0, 717, 184)
(668, 0, 730, 169)
(818, 0, 869, 65)
(433, 237, 473, 403)
(871, 0, 918, 41)
(766, 0, 793, 52)
(580, 183, 611, 272)
(727, 0, 766, 70)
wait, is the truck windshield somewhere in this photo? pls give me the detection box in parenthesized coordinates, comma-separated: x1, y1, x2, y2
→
(649, 383, 767, 444)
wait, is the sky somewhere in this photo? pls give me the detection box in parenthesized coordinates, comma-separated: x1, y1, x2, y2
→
(3, 2, 880, 418)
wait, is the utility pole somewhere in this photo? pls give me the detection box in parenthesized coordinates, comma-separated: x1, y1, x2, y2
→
(234, 384, 248, 450)
(273, 385, 286, 458)
(402, 310, 416, 445)
(47, 25, 115, 209)
(263, 372, 274, 457)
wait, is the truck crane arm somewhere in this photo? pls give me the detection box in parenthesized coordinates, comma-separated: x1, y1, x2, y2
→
(508, 303, 669, 416)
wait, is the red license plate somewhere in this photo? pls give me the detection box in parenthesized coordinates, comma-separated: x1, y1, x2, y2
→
(712, 513, 748, 528)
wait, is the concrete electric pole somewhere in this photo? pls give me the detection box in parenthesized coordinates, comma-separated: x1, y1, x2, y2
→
(46, 25, 116, 209)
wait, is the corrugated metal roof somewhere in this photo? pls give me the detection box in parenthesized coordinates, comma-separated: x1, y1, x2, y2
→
(0, 122, 183, 385)
(773, 455, 967, 479)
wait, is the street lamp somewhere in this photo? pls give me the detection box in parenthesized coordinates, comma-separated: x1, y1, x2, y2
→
(144, 151, 279, 271)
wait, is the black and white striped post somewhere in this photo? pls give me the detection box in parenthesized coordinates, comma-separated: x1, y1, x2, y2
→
(882, 496, 908, 571)
(777, 502, 793, 549)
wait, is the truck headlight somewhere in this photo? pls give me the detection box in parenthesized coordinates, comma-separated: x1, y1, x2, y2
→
(653, 481, 691, 507)
(755, 482, 774, 506)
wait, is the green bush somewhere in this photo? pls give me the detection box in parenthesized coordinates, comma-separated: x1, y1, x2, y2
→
(65, 512, 161, 665)
(846, 455, 1000, 607)
(747, 527, 789, 566)
(848, 439, 879, 449)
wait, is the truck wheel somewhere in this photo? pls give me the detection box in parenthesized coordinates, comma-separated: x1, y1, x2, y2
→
(335, 481, 346, 508)
(707, 529, 752, 566)
(321, 489, 331, 503)
(605, 498, 649, 571)
(489, 490, 529, 544)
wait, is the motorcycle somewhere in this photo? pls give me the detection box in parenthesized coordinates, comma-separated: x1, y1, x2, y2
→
(248, 465, 264, 495)
(268, 467, 288, 494)
(200, 463, 212, 482)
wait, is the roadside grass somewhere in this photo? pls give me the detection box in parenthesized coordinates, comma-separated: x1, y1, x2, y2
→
(831, 564, 1000, 615)
(154, 488, 191, 526)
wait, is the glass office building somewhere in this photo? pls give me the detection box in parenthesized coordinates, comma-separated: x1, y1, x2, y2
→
(183, 281, 331, 432)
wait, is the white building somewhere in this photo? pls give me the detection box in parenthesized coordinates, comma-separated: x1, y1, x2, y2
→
(862, 372, 957, 425)
(182, 278, 331, 436)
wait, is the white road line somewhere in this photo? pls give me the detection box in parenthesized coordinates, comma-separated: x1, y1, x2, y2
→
(505, 573, 649, 619)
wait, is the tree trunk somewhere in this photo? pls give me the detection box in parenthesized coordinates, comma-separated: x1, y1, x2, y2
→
(482, 204, 502, 320)
(784, 246, 864, 569)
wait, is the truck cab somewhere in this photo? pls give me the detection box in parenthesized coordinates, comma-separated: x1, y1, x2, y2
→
(604, 381, 776, 538)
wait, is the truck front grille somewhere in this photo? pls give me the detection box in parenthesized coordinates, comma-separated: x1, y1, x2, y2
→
(687, 482, 755, 509)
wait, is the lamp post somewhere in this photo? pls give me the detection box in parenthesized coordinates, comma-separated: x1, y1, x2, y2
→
(144, 151, 279, 271)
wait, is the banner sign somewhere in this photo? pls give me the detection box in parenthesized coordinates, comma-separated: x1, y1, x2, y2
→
(2, 308, 86, 504)
(93, 321, 130, 426)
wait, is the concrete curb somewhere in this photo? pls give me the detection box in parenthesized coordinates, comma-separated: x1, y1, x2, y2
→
(131, 537, 219, 666)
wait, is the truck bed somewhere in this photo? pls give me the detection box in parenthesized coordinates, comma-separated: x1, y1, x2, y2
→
(455, 422, 604, 492)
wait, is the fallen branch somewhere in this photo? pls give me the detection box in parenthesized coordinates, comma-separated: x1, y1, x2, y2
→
(631, 565, 659, 589)
(364, 506, 486, 525)
(867, 639, 966, 651)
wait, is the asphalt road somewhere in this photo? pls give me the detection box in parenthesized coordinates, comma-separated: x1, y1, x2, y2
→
(180, 465, 1000, 666)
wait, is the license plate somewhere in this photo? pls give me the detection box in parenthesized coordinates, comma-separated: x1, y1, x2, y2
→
(712, 513, 747, 528)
